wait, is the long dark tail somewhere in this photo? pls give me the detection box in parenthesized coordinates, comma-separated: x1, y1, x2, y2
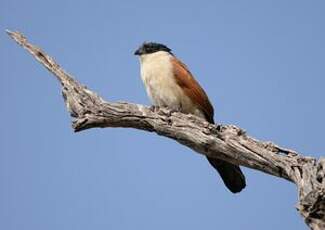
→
(207, 157, 246, 193)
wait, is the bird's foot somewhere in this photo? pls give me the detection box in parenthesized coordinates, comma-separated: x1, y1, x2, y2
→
(166, 107, 182, 116)
(149, 105, 160, 112)
(149, 105, 182, 116)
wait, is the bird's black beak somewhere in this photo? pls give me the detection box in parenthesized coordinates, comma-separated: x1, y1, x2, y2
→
(134, 47, 143, 56)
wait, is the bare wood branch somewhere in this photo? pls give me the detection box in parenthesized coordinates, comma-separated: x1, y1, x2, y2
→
(6, 30, 325, 230)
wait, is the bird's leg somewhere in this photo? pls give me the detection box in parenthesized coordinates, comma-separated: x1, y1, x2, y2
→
(150, 104, 182, 116)
(166, 104, 183, 116)
(169, 107, 182, 114)
(149, 105, 160, 112)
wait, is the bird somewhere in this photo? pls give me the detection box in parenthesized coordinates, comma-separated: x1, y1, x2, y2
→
(134, 42, 246, 193)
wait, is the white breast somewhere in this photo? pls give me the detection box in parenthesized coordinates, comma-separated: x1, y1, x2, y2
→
(138, 51, 206, 119)
(139, 51, 189, 110)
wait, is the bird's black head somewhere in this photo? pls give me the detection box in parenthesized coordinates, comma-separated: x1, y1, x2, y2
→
(134, 42, 172, 55)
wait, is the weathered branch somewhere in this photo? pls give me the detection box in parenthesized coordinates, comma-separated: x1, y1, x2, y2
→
(6, 30, 325, 230)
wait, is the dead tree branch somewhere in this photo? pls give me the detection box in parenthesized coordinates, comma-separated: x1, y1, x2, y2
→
(6, 30, 325, 230)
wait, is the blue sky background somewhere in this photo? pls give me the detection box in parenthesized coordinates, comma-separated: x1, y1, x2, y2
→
(1, 1, 324, 229)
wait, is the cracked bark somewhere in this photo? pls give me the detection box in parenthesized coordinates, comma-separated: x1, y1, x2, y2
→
(6, 30, 325, 230)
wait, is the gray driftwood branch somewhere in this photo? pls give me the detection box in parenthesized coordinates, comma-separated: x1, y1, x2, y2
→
(7, 30, 325, 230)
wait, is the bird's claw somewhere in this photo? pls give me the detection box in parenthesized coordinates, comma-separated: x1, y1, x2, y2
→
(149, 105, 182, 117)
(149, 105, 160, 112)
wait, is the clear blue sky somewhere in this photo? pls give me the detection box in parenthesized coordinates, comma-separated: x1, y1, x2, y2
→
(1, 1, 324, 229)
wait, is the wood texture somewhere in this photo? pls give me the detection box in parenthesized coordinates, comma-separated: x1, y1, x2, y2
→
(6, 30, 325, 230)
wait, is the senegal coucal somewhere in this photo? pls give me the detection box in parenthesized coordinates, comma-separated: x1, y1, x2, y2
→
(134, 42, 246, 193)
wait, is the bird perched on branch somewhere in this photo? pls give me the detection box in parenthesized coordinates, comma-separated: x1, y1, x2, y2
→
(134, 42, 246, 193)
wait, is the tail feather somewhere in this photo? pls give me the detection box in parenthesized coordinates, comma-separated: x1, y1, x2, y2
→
(207, 157, 246, 193)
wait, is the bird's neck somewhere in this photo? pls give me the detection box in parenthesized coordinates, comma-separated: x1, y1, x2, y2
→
(139, 51, 172, 65)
